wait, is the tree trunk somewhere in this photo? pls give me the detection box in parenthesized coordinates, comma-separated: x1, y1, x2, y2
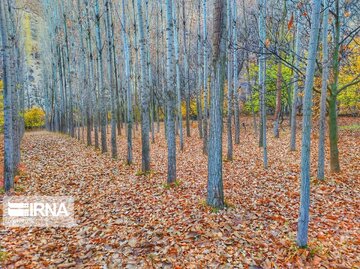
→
(297, 0, 321, 248)
(226, 0, 233, 161)
(328, 0, 340, 173)
(207, 0, 226, 209)
(172, 0, 184, 151)
(197, 1, 203, 139)
(233, 0, 240, 145)
(105, 0, 118, 159)
(165, 0, 177, 183)
(122, 0, 133, 165)
(63, 11, 74, 137)
(317, 0, 330, 179)
(290, 9, 302, 151)
(94, 0, 108, 153)
(137, 0, 151, 172)
(258, 0, 268, 168)
(202, 0, 209, 154)
(182, 1, 191, 138)
(0, 0, 14, 192)
(273, 0, 286, 139)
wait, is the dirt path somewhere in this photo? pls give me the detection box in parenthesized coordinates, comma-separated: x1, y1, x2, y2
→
(1, 120, 359, 268)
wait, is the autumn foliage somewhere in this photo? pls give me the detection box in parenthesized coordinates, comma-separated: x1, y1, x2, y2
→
(23, 107, 45, 129)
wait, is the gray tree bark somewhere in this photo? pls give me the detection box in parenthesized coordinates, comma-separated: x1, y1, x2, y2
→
(105, 0, 118, 159)
(137, 0, 151, 172)
(202, 0, 209, 155)
(297, 0, 322, 248)
(122, 0, 133, 165)
(317, 0, 330, 180)
(258, 0, 268, 168)
(233, 0, 240, 145)
(226, 0, 233, 161)
(94, 0, 108, 153)
(290, 9, 302, 151)
(165, 0, 177, 183)
(207, 0, 226, 209)
(0, 0, 14, 192)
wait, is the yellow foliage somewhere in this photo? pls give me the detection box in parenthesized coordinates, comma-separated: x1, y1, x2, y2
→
(181, 99, 198, 119)
(0, 86, 3, 132)
(338, 37, 360, 114)
(24, 107, 45, 129)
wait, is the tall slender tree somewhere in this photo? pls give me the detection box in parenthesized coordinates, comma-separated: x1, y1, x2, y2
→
(137, 0, 151, 172)
(1, 0, 14, 192)
(165, 0, 177, 183)
(297, 0, 322, 248)
(233, 0, 240, 145)
(94, 0, 108, 153)
(121, 0, 133, 165)
(207, 0, 227, 209)
(226, 0, 233, 161)
(182, 0, 191, 138)
(172, 0, 184, 151)
(105, 0, 118, 159)
(202, 0, 209, 154)
(196, 0, 203, 139)
(290, 8, 302, 151)
(258, 0, 268, 168)
(317, 0, 330, 179)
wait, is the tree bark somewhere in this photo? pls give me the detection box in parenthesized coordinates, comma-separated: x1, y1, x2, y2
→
(297, 0, 321, 248)
(0, 0, 14, 192)
(94, 0, 108, 153)
(317, 0, 330, 179)
(105, 0, 118, 159)
(207, 0, 226, 209)
(258, 0, 268, 168)
(328, 0, 340, 173)
(290, 9, 302, 151)
(137, 0, 151, 172)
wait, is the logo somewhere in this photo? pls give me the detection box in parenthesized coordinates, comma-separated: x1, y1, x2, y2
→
(3, 196, 76, 227)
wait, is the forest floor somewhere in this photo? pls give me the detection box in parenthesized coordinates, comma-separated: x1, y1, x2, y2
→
(0, 117, 359, 268)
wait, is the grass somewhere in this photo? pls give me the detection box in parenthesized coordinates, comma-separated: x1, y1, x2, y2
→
(198, 198, 233, 213)
(162, 179, 182, 189)
(14, 184, 25, 193)
(0, 249, 8, 262)
(286, 241, 327, 262)
(339, 123, 360, 131)
(135, 170, 148, 176)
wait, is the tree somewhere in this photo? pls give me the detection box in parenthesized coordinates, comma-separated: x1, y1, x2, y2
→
(137, 0, 151, 173)
(258, 0, 268, 168)
(196, 1, 203, 139)
(105, 0, 117, 159)
(0, 0, 14, 192)
(317, 0, 330, 179)
(165, 0, 176, 183)
(207, 0, 226, 209)
(233, 0, 240, 145)
(202, 0, 209, 154)
(273, 0, 287, 139)
(226, 0, 233, 161)
(290, 7, 302, 151)
(172, 0, 184, 151)
(297, 0, 322, 248)
(326, 0, 360, 173)
(121, 0, 133, 165)
(182, 0, 191, 138)
(94, 0, 108, 153)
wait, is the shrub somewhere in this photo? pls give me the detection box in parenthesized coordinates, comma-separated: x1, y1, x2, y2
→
(24, 107, 45, 129)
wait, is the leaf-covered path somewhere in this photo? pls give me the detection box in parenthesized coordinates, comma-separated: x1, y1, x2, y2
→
(1, 118, 359, 268)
